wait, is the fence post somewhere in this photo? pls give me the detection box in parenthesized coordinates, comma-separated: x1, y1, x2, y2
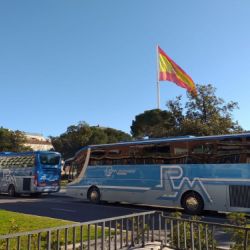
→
(95, 223, 98, 250)
(158, 213, 161, 242)
(142, 215, 145, 247)
(120, 219, 123, 249)
(80, 226, 83, 250)
(28, 234, 31, 250)
(170, 220, 173, 246)
(137, 216, 139, 244)
(38, 232, 41, 250)
(56, 229, 60, 250)
(205, 225, 209, 250)
(126, 218, 129, 247)
(65, 228, 68, 250)
(147, 215, 150, 242)
(46, 231, 51, 250)
(131, 217, 135, 246)
(190, 222, 194, 250)
(212, 225, 215, 250)
(101, 222, 105, 250)
(87, 224, 90, 250)
(6, 238, 9, 250)
(177, 220, 180, 249)
(184, 221, 187, 249)
(151, 215, 155, 242)
(198, 224, 201, 250)
(17, 236, 21, 250)
(244, 229, 248, 250)
(109, 221, 112, 250)
(114, 220, 117, 250)
(72, 227, 76, 250)
(164, 218, 168, 246)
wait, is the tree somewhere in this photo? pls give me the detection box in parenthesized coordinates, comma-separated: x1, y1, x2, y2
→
(131, 109, 176, 138)
(180, 84, 242, 135)
(0, 127, 31, 152)
(88, 127, 108, 145)
(50, 122, 132, 159)
(131, 84, 243, 138)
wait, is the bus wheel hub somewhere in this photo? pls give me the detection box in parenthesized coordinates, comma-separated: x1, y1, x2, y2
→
(186, 197, 199, 210)
(91, 191, 98, 201)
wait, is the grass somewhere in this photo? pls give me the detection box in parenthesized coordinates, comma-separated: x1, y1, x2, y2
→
(0, 210, 110, 250)
(0, 210, 72, 235)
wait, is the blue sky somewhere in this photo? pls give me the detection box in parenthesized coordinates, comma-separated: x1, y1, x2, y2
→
(1, 1, 250, 137)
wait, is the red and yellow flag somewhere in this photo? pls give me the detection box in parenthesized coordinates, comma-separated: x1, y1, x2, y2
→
(158, 46, 197, 95)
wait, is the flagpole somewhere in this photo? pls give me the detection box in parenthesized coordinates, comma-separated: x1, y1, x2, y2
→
(157, 81, 160, 109)
(156, 45, 160, 109)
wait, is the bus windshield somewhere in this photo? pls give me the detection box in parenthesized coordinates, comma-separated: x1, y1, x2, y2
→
(67, 149, 88, 181)
(39, 153, 60, 166)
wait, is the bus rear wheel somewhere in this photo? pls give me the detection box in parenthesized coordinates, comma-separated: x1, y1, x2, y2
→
(87, 186, 100, 204)
(8, 185, 16, 197)
(181, 191, 204, 215)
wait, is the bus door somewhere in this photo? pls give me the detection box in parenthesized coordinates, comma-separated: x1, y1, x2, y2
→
(0, 170, 4, 192)
(1, 169, 15, 192)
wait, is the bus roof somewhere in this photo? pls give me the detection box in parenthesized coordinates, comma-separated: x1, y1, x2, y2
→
(0, 151, 61, 157)
(73, 132, 250, 158)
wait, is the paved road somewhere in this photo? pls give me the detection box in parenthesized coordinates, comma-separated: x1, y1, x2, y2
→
(0, 191, 229, 225)
(0, 194, 149, 222)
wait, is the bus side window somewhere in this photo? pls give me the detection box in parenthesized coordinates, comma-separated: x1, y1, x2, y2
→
(192, 144, 213, 154)
(216, 138, 243, 163)
(139, 144, 171, 165)
(218, 155, 240, 164)
(89, 149, 106, 166)
(172, 143, 188, 164)
(189, 142, 214, 164)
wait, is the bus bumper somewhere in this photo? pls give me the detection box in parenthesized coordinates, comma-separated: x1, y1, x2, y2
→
(34, 186, 60, 193)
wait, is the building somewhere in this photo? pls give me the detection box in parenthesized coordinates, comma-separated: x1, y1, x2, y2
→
(23, 132, 54, 151)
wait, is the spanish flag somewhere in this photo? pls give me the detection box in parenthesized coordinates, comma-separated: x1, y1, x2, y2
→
(158, 46, 197, 95)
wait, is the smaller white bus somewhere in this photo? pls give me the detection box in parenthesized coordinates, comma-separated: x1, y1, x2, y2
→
(66, 133, 250, 214)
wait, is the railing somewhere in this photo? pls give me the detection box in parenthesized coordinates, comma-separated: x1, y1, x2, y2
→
(1, 211, 250, 249)
(0, 211, 155, 250)
(158, 214, 250, 250)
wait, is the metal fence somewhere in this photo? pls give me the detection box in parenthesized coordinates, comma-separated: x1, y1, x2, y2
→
(159, 214, 250, 250)
(0, 210, 155, 250)
(0, 210, 250, 250)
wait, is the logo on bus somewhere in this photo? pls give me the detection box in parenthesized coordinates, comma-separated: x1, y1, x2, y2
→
(157, 166, 212, 203)
(105, 166, 136, 177)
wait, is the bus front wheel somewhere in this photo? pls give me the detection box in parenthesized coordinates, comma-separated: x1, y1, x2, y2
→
(181, 191, 204, 215)
(8, 185, 16, 197)
(87, 186, 100, 204)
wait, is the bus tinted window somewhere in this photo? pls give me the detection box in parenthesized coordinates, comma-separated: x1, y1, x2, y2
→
(89, 143, 174, 166)
(68, 150, 88, 181)
(216, 138, 244, 163)
(192, 144, 213, 154)
(172, 143, 188, 164)
(0, 155, 35, 168)
(188, 142, 215, 164)
(40, 154, 60, 166)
